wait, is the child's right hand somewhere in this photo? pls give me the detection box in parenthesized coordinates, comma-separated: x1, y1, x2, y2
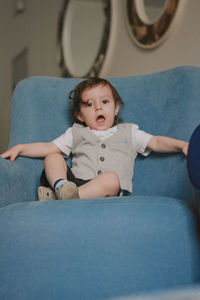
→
(0, 145, 22, 162)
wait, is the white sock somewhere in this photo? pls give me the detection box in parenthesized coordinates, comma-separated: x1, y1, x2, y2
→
(54, 179, 68, 192)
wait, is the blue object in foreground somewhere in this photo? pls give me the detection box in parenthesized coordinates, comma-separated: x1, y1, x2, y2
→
(187, 124, 200, 191)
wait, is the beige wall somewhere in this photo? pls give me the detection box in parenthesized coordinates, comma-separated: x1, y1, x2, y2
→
(0, 0, 63, 152)
(101, 0, 200, 77)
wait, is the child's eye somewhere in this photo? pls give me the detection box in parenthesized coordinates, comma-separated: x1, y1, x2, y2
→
(87, 102, 93, 107)
(102, 99, 109, 104)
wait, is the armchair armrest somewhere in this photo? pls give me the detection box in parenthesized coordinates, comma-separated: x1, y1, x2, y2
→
(0, 157, 41, 208)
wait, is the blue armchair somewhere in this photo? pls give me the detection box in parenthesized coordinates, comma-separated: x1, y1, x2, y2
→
(0, 66, 200, 300)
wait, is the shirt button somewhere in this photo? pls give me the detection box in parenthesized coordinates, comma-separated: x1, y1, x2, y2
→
(100, 157, 105, 161)
(101, 143, 106, 149)
(98, 170, 102, 175)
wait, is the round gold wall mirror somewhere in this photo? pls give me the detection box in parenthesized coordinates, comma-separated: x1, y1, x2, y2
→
(126, 0, 180, 48)
(58, 0, 111, 78)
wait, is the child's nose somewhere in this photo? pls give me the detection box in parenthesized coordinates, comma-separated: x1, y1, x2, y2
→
(95, 103, 102, 111)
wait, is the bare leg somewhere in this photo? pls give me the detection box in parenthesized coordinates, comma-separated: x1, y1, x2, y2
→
(38, 152, 68, 201)
(42, 152, 78, 200)
(78, 172, 120, 199)
(44, 152, 67, 188)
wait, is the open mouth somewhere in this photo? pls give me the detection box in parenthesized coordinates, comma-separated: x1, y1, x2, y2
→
(96, 115, 105, 123)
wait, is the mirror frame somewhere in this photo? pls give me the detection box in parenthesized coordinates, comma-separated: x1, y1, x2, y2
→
(57, 0, 111, 78)
(126, 0, 180, 49)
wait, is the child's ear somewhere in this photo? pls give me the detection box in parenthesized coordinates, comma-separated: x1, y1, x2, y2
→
(115, 103, 120, 116)
(75, 112, 84, 122)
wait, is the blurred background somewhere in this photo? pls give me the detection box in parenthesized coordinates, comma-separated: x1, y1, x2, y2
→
(1, 0, 200, 153)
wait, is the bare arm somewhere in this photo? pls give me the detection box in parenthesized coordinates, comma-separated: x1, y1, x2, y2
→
(147, 136, 188, 156)
(0, 142, 61, 162)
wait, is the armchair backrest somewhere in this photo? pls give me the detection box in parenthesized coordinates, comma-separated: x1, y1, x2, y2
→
(10, 66, 200, 201)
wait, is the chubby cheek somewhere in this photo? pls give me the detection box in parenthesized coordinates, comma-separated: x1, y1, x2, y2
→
(78, 110, 94, 125)
(110, 116, 116, 126)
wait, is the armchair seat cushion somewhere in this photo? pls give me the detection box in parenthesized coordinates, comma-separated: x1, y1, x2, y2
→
(0, 196, 199, 300)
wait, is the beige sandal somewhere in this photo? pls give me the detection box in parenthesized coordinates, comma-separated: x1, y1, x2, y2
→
(55, 182, 79, 200)
(38, 186, 56, 201)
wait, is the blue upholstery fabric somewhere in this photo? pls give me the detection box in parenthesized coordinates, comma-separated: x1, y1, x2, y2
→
(0, 197, 200, 300)
(110, 285, 200, 299)
(1, 66, 200, 206)
(1, 66, 200, 299)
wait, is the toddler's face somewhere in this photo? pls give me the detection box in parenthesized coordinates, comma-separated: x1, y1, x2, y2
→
(76, 84, 119, 131)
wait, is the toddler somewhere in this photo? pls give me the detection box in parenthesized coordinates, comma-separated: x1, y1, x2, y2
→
(1, 77, 188, 200)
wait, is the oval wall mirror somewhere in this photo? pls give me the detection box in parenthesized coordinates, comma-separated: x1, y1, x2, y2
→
(58, 0, 111, 78)
(126, 0, 180, 48)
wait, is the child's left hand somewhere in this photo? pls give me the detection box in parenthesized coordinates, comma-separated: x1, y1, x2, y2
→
(182, 142, 189, 156)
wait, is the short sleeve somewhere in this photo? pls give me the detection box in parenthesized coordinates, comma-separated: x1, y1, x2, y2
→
(132, 124, 153, 156)
(52, 127, 73, 157)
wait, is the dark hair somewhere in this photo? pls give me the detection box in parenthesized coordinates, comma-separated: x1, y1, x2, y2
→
(69, 77, 124, 126)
